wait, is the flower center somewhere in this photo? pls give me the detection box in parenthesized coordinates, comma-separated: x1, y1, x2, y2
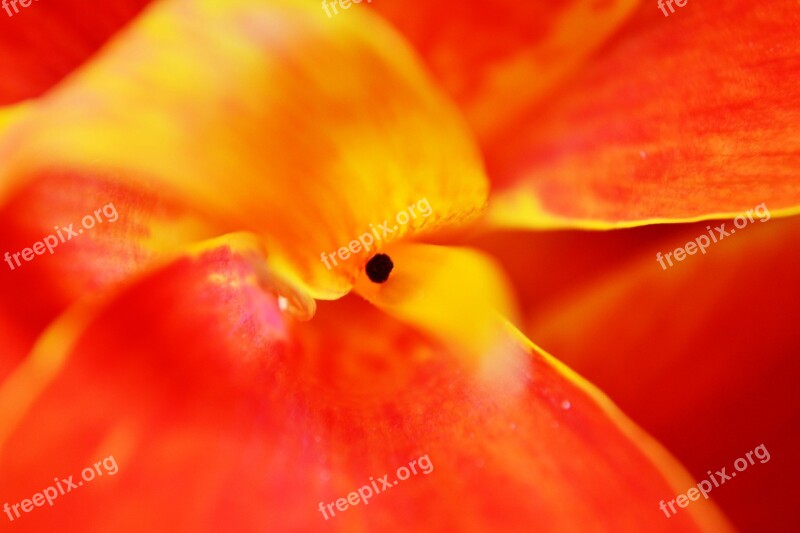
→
(366, 253, 393, 283)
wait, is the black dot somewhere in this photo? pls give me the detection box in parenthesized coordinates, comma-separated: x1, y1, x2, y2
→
(366, 253, 393, 283)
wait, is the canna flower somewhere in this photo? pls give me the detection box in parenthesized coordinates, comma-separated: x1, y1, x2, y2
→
(0, 0, 796, 531)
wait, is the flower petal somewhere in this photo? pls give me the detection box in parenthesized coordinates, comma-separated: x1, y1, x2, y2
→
(485, 0, 800, 228)
(0, 0, 152, 102)
(0, 166, 221, 380)
(0, 246, 731, 530)
(375, 0, 639, 142)
(527, 216, 800, 530)
(0, 0, 488, 300)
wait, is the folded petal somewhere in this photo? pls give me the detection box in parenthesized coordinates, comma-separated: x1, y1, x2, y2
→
(485, 0, 800, 228)
(527, 215, 800, 530)
(0, 246, 731, 531)
(0, 0, 488, 300)
(0, 0, 152, 102)
(375, 0, 639, 142)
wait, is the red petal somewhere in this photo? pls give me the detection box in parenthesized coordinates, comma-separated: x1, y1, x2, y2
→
(0, 0, 153, 103)
(0, 169, 219, 380)
(527, 216, 800, 530)
(0, 247, 731, 530)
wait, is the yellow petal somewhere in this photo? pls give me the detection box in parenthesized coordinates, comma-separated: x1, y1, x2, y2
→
(353, 242, 517, 365)
(0, 0, 488, 300)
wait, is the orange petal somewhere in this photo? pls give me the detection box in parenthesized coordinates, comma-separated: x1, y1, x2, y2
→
(375, 0, 639, 142)
(527, 215, 800, 530)
(485, 0, 800, 228)
(0, 246, 731, 530)
(0, 0, 152, 103)
(0, 0, 488, 300)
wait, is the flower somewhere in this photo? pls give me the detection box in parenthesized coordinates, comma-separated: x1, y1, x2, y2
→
(0, 0, 796, 531)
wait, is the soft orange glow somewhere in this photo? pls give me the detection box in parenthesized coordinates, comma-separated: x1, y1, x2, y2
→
(0, 0, 796, 530)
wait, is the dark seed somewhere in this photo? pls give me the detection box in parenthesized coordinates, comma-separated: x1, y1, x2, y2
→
(366, 253, 394, 283)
